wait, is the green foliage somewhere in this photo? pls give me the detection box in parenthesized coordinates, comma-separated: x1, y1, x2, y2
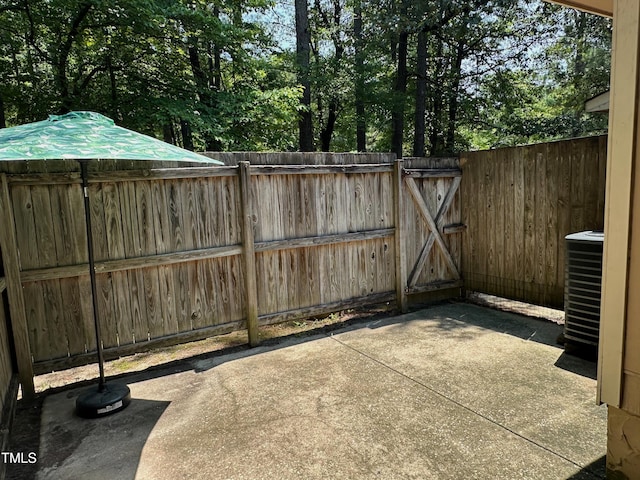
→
(0, 0, 300, 151)
(463, 3, 611, 149)
(0, 0, 612, 153)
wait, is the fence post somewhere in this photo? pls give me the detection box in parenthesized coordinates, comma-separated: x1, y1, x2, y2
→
(0, 174, 35, 399)
(393, 160, 408, 313)
(238, 162, 259, 347)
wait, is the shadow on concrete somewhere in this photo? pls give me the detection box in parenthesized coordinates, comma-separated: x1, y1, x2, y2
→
(554, 351, 598, 380)
(354, 300, 565, 349)
(7, 395, 169, 480)
(42, 397, 168, 480)
(446, 302, 599, 381)
(565, 455, 606, 479)
(6, 396, 44, 480)
(364, 301, 601, 384)
(447, 301, 565, 348)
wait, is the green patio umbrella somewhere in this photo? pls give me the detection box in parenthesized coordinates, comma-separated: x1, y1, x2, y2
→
(0, 111, 223, 418)
(0, 110, 220, 162)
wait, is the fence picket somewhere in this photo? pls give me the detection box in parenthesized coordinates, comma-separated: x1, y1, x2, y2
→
(461, 136, 607, 308)
(1, 155, 462, 379)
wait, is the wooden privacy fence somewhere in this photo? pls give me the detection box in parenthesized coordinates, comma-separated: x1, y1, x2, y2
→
(0, 237, 18, 464)
(203, 152, 397, 165)
(460, 135, 607, 308)
(0, 286, 13, 414)
(0, 153, 463, 397)
(0, 278, 15, 417)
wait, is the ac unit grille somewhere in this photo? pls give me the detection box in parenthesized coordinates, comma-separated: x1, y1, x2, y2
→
(564, 232, 603, 347)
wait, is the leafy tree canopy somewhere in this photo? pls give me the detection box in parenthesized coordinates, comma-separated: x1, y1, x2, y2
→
(0, 0, 611, 154)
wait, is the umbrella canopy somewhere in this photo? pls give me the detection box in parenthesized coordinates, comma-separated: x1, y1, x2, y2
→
(0, 111, 222, 164)
(0, 111, 222, 416)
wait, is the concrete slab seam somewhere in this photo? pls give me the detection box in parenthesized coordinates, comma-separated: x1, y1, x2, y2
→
(327, 333, 596, 474)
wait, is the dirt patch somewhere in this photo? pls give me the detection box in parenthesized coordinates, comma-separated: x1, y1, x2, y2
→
(29, 296, 565, 395)
(32, 303, 398, 395)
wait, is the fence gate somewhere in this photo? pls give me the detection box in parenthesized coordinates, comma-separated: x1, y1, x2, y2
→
(397, 162, 464, 306)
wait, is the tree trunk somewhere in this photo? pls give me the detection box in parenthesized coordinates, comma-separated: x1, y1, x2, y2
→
(0, 95, 5, 128)
(213, 6, 222, 91)
(188, 39, 222, 151)
(188, 43, 207, 89)
(391, 29, 409, 159)
(391, 0, 411, 159)
(295, 0, 314, 151)
(429, 36, 444, 156)
(445, 38, 466, 154)
(54, 2, 93, 114)
(413, 29, 427, 157)
(320, 100, 338, 151)
(354, 0, 366, 151)
(107, 55, 118, 121)
(314, 0, 344, 152)
(180, 119, 194, 151)
(163, 124, 175, 144)
(574, 12, 587, 81)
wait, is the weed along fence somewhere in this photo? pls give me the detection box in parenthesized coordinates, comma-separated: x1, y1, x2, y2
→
(460, 135, 607, 308)
(0, 153, 463, 396)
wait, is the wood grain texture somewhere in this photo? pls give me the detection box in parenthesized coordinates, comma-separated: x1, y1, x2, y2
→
(239, 162, 258, 346)
(90, 183, 119, 349)
(4, 154, 464, 375)
(0, 175, 35, 398)
(460, 136, 607, 308)
(459, 153, 475, 292)
(494, 149, 505, 296)
(393, 161, 408, 312)
(502, 149, 515, 299)
(405, 177, 460, 279)
(0, 291, 14, 414)
(403, 168, 462, 178)
(485, 150, 496, 294)
(203, 151, 396, 166)
(250, 164, 393, 176)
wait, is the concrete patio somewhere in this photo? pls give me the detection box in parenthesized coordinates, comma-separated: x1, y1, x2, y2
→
(9, 302, 606, 479)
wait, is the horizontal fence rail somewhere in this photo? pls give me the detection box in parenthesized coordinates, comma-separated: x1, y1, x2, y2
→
(202, 152, 398, 166)
(0, 154, 463, 393)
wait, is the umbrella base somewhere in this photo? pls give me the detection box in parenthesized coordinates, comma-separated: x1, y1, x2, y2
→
(75, 383, 131, 419)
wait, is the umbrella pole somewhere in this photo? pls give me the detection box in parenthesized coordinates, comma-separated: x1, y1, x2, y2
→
(79, 160, 106, 391)
(75, 160, 130, 418)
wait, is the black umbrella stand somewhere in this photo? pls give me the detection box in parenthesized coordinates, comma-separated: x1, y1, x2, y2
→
(75, 160, 131, 418)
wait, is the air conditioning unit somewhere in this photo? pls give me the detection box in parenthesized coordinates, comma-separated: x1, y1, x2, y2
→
(564, 231, 604, 348)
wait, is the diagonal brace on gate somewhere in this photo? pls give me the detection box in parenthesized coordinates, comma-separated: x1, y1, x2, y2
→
(405, 176, 461, 287)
